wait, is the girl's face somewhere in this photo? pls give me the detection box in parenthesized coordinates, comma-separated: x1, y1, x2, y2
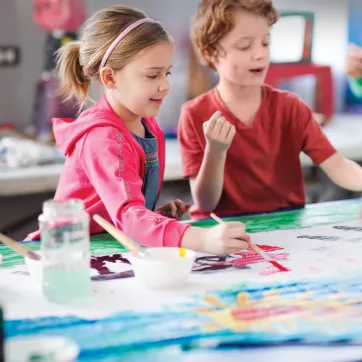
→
(110, 41, 174, 120)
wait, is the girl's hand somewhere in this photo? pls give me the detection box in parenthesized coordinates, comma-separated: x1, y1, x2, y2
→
(156, 199, 191, 220)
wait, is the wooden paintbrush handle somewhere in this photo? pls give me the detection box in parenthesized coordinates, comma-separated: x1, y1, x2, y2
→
(0, 233, 37, 259)
(93, 215, 141, 254)
(248, 240, 272, 261)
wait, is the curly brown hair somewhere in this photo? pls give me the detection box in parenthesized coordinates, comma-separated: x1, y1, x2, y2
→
(192, 0, 279, 69)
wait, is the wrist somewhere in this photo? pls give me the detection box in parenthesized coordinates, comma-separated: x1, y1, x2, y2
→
(205, 143, 228, 158)
(180, 226, 207, 252)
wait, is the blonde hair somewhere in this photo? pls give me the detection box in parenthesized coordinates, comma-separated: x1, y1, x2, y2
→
(56, 6, 172, 103)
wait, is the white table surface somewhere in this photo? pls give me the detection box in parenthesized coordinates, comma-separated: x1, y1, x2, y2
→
(0, 114, 361, 197)
(2, 217, 362, 361)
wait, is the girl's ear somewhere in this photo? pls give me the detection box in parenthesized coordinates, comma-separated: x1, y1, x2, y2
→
(99, 67, 116, 90)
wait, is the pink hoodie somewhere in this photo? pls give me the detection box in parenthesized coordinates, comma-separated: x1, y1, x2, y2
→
(26, 95, 190, 247)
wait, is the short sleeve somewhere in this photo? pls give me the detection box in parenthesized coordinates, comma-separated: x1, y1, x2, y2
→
(177, 105, 204, 178)
(291, 96, 336, 166)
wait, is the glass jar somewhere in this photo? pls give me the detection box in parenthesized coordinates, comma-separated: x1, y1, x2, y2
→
(39, 199, 91, 304)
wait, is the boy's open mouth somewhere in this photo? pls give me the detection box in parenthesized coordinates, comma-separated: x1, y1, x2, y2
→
(249, 68, 264, 74)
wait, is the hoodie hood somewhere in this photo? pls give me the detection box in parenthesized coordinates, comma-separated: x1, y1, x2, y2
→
(53, 95, 163, 156)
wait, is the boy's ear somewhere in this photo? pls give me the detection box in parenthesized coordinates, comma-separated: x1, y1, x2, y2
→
(99, 67, 116, 90)
(202, 49, 218, 65)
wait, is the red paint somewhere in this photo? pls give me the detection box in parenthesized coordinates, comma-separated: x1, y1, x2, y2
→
(193, 245, 290, 273)
(231, 304, 303, 321)
(231, 247, 289, 268)
(269, 260, 290, 272)
(260, 262, 291, 276)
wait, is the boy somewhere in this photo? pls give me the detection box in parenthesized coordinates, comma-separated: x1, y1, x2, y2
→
(178, 0, 362, 219)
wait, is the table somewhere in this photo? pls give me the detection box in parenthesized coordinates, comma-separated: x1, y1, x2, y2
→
(2, 199, 362, 361)
(1, 114, 362, 197)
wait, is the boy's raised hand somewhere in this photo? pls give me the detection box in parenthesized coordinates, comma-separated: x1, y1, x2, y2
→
(203, 111, 236, 151)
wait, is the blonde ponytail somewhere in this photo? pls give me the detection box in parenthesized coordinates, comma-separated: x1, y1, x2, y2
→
(55, 41, 91, 104)
(54, 6, 172, 105)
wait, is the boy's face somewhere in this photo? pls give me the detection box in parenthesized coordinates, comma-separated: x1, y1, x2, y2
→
(213, 10, 270, 86)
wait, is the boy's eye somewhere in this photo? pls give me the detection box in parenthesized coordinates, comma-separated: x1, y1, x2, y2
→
(237, 46, 250, 51)
(166, 72, 171, 76)
(147, 75, 158, 79)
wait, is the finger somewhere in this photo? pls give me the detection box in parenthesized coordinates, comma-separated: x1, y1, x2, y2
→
(210, 110, 221, 122)
(212, 116, 226, 135)
(205, 113, 221, 134)
(225, 125, 236, 143)
(203, 111, 221, 133)
(346, 59, 362, 71)
(348, 43, 362, 55)
(223, 223, 247, 238)
(167, 202, 178, 217)
(224, 221, 246, 229)
(347, 54, 362, 64)
(174, 199, 184, 207)
(226, 239, 249, 251)
(174, 199, 186, 217)
(219, 121, 232, 140)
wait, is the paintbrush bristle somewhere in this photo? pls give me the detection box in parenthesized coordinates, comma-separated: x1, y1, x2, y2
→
(269, 260, 289, 272)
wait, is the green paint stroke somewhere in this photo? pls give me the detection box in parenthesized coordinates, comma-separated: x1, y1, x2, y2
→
(0, 235, 127, 269)
(190, 199, 362, 232)
(1, 199, 361, 269)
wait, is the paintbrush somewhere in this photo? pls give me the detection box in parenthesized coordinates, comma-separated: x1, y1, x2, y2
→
(93, 215, 149, 258)
(209, 213, 289, 272)
(0, 233, 41, 261)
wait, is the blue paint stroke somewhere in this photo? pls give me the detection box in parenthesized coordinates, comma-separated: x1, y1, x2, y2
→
(4, 276, 362, 360)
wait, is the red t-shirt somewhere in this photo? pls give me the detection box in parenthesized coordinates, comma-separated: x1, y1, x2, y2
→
(178, 85, 336, 219)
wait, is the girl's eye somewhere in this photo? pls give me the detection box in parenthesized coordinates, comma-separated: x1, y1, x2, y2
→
(147, 75, 158, 79)
(166, 72, 171, 76)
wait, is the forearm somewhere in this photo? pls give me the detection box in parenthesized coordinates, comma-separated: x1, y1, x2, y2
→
(191, 146, 227, 212)
(119, 205, 190, 247)
(321, 155, 362, 191)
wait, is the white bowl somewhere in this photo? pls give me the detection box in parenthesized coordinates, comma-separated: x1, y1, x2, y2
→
(24, 254, 43, 288)
(6, 335, 79, 361)
(129, 247, 195, 289)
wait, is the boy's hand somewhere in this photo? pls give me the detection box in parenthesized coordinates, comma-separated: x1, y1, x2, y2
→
(345, 44, 362, 79)
(156, 199, 191, 220)
(203, 111, 236, 151)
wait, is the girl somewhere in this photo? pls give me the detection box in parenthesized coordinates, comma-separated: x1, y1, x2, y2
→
(26, 6, 248, 255)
